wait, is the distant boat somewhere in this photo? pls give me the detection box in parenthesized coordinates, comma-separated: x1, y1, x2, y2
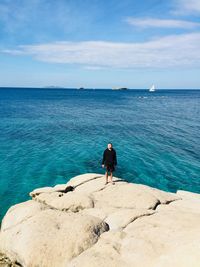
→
(149, 84, 156, 92)
(78, 87, 84, 90)
(112, 87, 128, 91)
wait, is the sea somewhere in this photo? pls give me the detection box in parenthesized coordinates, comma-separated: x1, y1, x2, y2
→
(0, 88, 200, 221)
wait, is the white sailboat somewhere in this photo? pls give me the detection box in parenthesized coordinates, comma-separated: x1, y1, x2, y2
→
(149, 84, 156, 92)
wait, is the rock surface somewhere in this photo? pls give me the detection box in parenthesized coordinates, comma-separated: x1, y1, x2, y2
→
(1, 173, 200, 267)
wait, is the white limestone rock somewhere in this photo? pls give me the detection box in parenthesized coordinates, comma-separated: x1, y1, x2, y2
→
(177, 190, 200, 200)
(34, 191, 94, 212)
(66, 173, 104, 187)
(122, 209, 200, 267)
(92, 183, 160, 209)
(1, 200, 44, 232)
(105, 208, 155, 230)
(0, 209, 109, 267)
(1, 173, 200, 267)
(74, 176, 126, 194)
(29, 186, 56, 197)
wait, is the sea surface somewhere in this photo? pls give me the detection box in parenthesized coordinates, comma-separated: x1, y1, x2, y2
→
(0, 88, 200, 221)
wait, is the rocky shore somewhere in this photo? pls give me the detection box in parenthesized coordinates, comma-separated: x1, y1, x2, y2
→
(1, 173, 200, 267)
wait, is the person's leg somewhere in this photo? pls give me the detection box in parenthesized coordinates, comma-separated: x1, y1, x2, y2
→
(105, 171, 108, 184)
(110, 172, 115, 184)
(107, 171, 113, 183)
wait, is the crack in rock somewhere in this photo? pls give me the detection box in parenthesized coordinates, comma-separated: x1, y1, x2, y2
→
(122, 212, 156, 230)
(72, 176, 104, 188)
(152, 198, 182, 211)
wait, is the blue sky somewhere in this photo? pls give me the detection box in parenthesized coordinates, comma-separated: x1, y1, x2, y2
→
(0, 0, 200, 88)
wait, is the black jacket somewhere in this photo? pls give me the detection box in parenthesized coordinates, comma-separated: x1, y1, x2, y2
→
(102, 148, 117, 166)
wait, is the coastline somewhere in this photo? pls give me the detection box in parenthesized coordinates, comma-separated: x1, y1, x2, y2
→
(1, 173, 200, 266)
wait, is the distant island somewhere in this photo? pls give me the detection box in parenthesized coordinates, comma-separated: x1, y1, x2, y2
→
(112, 87, 128, 90)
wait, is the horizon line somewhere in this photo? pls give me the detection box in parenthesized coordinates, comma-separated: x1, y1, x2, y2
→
(0, 87, 200, 90)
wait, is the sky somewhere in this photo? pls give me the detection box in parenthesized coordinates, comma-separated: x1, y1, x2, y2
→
(0, 0, 200, 89)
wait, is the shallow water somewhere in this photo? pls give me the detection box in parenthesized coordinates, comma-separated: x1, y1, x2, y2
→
(0, 88, 200, 220)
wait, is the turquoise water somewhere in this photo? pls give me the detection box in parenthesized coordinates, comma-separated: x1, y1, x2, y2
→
(0, 88, 200, 220)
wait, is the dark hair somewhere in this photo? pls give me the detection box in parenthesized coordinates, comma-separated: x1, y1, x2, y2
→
(108, 143, 112, 146)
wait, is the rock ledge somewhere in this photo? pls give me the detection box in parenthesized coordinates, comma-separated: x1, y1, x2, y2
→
(1, 173, 200, 267)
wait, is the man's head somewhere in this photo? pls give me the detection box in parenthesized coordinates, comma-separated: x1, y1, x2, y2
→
(107, 143, 112, 150)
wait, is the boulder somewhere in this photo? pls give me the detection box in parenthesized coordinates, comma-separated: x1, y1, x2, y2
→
(157, 197, 200, 214)
(80, 207, 119, 221)
(66, 173, 104, 188)
(122, 209, 200, 267)
(1, 200, 44, 232)
(68, 231, 128, 267)
(30, 186, 56, 197)
(134, 184, 181, 204)
(1, 173, 200, 267)
(35, 191, 94, 212)
(30, 185, 74, 198)
(105, 209, 155, 230)
(74, 176, 126, 194)
(0, 209, 109, 267)
(93, 183, 160, 209)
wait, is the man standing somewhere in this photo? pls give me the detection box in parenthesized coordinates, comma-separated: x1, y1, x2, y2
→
(102, 143, 117, 185)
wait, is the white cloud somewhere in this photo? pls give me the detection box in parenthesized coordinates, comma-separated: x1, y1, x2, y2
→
(2, 33, 200, 69)
(173, 0, 200, 15)
(126, 18, 200, 29)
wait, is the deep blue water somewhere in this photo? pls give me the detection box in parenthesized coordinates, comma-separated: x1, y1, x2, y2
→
(0, 88, 200, 221)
